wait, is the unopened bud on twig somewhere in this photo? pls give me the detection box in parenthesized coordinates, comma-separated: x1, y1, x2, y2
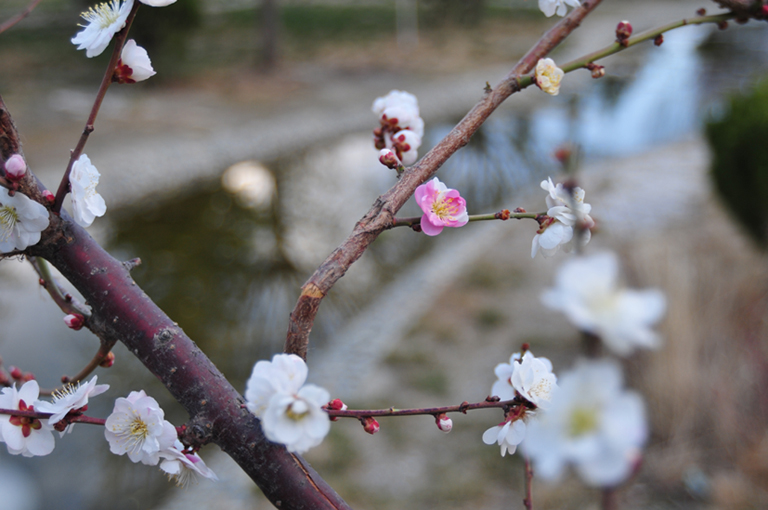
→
(42, 190, 55, 204)
(654, 34, 664, 46)
(9, 366, 23, 380)
(64, 313, 85, 331)
(586, 62, 605, 79)
(100, 351, 116, 368)
(327, 398, 347, 421)
(4, 154, 27, 182)
(615, 20, 632, 47)
(361, 416, 380, 435)
(379, 149, 400, 170)
(435, 413, 453, 433)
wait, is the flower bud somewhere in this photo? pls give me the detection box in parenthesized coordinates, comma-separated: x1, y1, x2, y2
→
(9, 366, 23, 380)
(42, 190, 55, 204)
(22, 372, 35, 382)
(4, 154, 27, 182)
(615, 20, 632, 47)
(64, 313, 85, 331)
(327, 398, 347, 411)
(435, 413, 453, 433)
(361, 416, 380, 435)
(696, 8, 706, 16)
(590, 65, 605, 79)
(379, 149, 400, 170)
(654, 34, 664, 47)
(99, 351, 116, 368)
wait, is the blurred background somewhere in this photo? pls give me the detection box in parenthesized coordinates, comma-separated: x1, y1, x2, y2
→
(1, 0, 767, 508)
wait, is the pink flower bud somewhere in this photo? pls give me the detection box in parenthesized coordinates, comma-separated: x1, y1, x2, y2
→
(4, 154, 26, 182)
(42, 190, 55, 204)
(362, 417, 380, 435)
(435, 413, 453, 433)
(327, 398, 347, 411)
(99, 351, 115, 368)
(9, 366, 23, 380)
(615, 20, 632, 46)
(379, 149, 400, 169)
(64, 313, 85, 330)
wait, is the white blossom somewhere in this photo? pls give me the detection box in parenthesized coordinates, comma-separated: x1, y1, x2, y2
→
(35, 376, 109, 434)
(482, 419, 527, 457)
(70, 154, 107, 228)
(261, 384, 331, 454)
(491, 351, 556, 409)
(139, 0, 177, 6)
(0, 188, 49, 253)
(71, 0, 133, 58)
(523, 359, 647, 486)
(244, 354, 331, 453)
(105, 390, 177, 465)
(535, 58, 565, 95)
(541, 252, 666, 356)
(159, 440, 218, 487)
(538, 0, 580, 18)
(532, 178, 594, 259)
(0, 381, 56, 457)
(118, 39, 156, 82)
(244, 353, 308, 418)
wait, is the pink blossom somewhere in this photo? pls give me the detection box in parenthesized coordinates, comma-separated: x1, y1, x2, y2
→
(414, 177, 468, 236)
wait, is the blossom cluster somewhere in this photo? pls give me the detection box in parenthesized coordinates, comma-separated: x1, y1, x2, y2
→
(0, 377, 108, 457)
(482, 350, 557, 457)
(372, 90, 425, 166)
(245, 354, 331, 453)
(0, 378, 217, 487)
(532, 177, 595, 258)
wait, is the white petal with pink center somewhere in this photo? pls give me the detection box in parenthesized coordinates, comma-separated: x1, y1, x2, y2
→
(119, 39, 156, 82)
(0, 380, 56, 457)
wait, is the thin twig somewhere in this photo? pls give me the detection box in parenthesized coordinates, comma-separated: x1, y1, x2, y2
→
(283, 0, 605, 360)
(325, 396, 533, 419)
(0, 0, 43, 35)
(52, 1, 141, 213)
(62, 341, 116, 385)
(0, 407, 106, 426)
(389, 210, 542, 229)
(29, 257, 90, 317)
(523, 456, 534, 510)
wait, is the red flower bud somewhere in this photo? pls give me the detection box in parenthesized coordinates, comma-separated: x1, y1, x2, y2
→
(63, 313, 85, 331)
(615, 20, 632, 47)
(361, 416, 380, 435)
(9, 366, 23, 380)
(654, 34, 664, 47)
(99, 351, 116, 368)
(42, 190, 55, 204)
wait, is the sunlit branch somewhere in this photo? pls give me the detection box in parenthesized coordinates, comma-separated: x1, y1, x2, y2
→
(52, 1, 141, 214)
(0, 0, 43, 35)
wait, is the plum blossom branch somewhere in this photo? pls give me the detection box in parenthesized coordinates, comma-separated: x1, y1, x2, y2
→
(284, 0, 605, 360)
(52, 0, 140, 214)
(389, 209, 542, 230)
(61, 342, 115, 385)
(324, 396, 534, 420)
(30, 257, 90, 318)
(0, 407, 106, 426)
(0, 0, 43, 35)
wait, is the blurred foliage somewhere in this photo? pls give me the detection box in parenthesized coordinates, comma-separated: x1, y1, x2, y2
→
(420, 0, 486, 26)
(706, 78, 768, 248)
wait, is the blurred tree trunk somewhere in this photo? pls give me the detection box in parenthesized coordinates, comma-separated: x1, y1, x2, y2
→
(260, 0, 280, 72)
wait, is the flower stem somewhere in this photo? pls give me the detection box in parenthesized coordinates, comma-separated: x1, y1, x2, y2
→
(52, 0, 141, 214)
(0, 408, 106, 426)
(516, 12, 736, 89)
(390, 210, 542, 229)
(324, 396, 532, 419)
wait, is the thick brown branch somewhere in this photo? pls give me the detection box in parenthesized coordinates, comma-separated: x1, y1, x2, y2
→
(283, 0, 603, 359)
(27, 216, 352, 510)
